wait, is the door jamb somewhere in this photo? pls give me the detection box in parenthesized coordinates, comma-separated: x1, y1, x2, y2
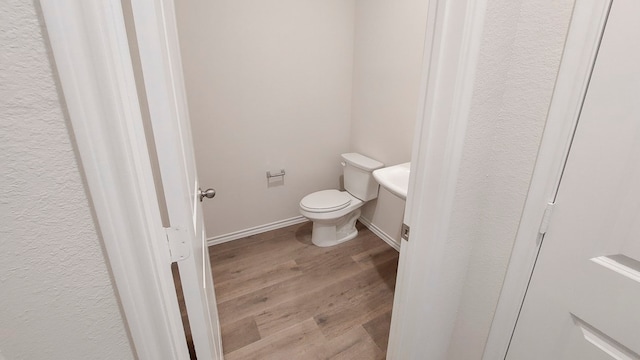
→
(40, 1, 192, 359)
(482, 0, 612, 358)
(386, 0, 488, 358)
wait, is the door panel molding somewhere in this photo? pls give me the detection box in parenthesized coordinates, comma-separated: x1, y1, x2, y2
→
(482, 0, 613, 358)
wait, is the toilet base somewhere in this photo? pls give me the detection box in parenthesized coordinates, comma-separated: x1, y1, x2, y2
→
(310, 209, 361, 247)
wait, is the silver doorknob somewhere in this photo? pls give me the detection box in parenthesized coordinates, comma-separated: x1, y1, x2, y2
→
(199, 188, 216, 202)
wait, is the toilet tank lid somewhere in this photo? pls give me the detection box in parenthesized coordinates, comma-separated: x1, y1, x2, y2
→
(341, 153, 384, 171)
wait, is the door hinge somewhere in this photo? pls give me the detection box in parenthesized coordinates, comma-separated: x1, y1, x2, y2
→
(401, 223, 410, 241)
(165, 227, 191, 262)
(538, 202, 556, 235)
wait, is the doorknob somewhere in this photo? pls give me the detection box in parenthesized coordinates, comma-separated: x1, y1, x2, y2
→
(199, 188, 216, 202)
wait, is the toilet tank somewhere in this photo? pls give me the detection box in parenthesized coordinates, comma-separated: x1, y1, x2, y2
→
(341, 153, 384, 201)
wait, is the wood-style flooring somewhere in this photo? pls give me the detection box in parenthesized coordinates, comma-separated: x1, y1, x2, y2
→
(210, 221, 399, 359)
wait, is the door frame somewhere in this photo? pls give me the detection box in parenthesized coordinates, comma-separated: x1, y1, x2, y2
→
(386, 0, 488, 357)
(482, 0, 612, 358)
(42, 0, 490, 358)
(39, 0, 610, 359)
(40, 1, 198, 359)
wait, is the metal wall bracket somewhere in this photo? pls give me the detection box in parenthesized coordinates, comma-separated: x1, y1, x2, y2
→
(401, 223, 410, 241)
(538, 202, 556, 235)
(266, 169, 286, 179)
(165, 227, 191, 262)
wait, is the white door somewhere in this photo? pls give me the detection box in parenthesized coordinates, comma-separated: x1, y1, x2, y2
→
(128, 0, 223, 359)
(507, 1, 640, 358)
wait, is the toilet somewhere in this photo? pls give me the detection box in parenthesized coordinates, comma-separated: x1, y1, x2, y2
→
(299, 153, 384, 247)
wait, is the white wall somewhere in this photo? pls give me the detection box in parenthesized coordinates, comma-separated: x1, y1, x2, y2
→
(176, 0, 428, 242)
(175, 0, 355, 238)
(445, 0, 575, 358)
(0, 1, 134, 359)
(352, 0, 429, 245)
(351, 0, 428, 166)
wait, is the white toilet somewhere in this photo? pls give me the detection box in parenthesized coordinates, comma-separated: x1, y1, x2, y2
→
(299, 153, 384, 247)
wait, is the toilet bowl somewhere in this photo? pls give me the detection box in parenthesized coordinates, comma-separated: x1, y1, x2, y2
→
(299, 153, 383, 247)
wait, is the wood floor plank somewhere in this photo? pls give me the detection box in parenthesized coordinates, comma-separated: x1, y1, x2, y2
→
(352, 244, 400, 270)
(219, 316, 261, 354)
(253, 259, 394, 338)
(315, 288, 394, 340)
(210, 230, 307, 271)
(218, 252, 372, 327)
(210, 221, 399, 357)
(225, 318, 326, 360)
(209, 224, 302, 260)
(295, 242, 382, 276)
(216, 272, 308, 325)
(363, 309, 393, 353)
(314, 259, 397, 339)
(295, 252, 362, 281)
(216, 241, 377, 324)
(214, 260, 302, 303)
(210, 224, 316, 284)
(323, 325, 385, 360)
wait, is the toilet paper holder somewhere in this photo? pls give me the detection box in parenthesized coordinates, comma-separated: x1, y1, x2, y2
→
(266, 169, 286, 179)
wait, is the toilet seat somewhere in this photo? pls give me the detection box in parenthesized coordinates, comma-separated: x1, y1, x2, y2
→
(300, 190, 351, 213)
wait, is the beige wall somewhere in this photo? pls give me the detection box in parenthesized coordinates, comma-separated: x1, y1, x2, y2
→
(176, 0, 428, 241)
(175, 0, 356, 238)
(445, 0, 575, 358)
(0, 1, 134, 358)
(351, 0, 429, 244)
(350, 0, 428, 166)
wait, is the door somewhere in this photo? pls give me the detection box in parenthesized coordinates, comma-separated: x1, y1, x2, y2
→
(507, 1, 640, 358)
(128, 0, 223, 358)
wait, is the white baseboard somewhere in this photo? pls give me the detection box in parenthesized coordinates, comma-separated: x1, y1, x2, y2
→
(207, 216, 308, 246)
(358, 217, 401, 251)
(207, 215, 401, 251)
